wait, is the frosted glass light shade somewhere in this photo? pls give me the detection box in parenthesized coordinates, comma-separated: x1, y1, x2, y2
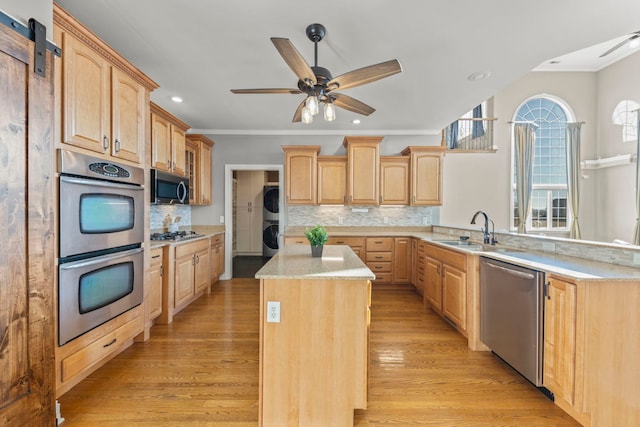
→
(301, 106, 313, 124)
(324, 101, 336, 121)
(306, 95, 319, 116)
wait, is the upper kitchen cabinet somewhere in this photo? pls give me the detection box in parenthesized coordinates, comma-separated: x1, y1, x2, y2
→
(380, 156, 410, 205)
(317, 156, 347, 205)
(401, 146, 444, 206)
(283, 145, 320, 205)
(344, 136, 382, 205)
(185, 134, 214, 205)
(150, 102, 190, 176)
(54, 4, 158, 165)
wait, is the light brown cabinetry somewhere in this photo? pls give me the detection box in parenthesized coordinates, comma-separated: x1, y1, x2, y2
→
(55, 6, 157, 166)
(317, 156, 347, 204)
(185, 134, 214, 205)
(174, 239, 210, 310)
(210, 234, 225, 285)
(380, 156, 410, 205)
(259, 273, 370, 426)
(412, 239, 427, 295)
(283, 145, 320, 205)
(344, 136, 382, 205)
(235, 170, 265, 255)
(543, 276, 589, 425)
(401, 146, 444, 206)
(326, 236, 366, 262)
(393, 237, 412, 284)
(366, 237, 393, 284)
(148, 247, 164, 322)
(150, 102, 190, 176)
(424, 243, 467, 332)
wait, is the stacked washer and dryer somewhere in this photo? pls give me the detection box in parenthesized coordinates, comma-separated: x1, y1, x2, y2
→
(262, 185, 279, 257)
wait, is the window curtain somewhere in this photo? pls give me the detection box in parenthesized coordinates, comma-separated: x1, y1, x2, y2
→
(445, 121, 458, 149)
(565, 122, 583, 239)
(514, 123, 537, 234)
(634, 112, 640, 245)
(472, 104, 485, 138)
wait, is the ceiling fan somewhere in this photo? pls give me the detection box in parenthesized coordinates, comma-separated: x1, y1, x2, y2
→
(231, 23, 402, 123)
(599, 31, 640, 58)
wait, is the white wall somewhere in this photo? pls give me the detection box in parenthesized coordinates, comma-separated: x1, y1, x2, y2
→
(1, 0, 52, 37)
(594, 52, 640, 243)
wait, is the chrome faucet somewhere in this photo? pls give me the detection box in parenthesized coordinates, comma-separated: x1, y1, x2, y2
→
(470, 210, 498, 245)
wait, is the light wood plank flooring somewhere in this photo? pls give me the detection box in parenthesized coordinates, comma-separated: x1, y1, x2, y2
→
(58, 279, 579, 426)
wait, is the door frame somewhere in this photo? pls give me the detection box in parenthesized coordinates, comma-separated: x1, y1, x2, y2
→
(223, 164, 284, 279)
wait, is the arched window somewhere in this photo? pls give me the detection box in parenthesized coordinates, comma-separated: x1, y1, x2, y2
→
(511, 96, 574, 232)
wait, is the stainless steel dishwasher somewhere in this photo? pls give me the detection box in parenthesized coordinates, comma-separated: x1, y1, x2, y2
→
(480, 257, 545, 386)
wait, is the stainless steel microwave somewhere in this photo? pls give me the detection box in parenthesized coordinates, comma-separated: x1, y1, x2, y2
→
(150, 169, 189, 204)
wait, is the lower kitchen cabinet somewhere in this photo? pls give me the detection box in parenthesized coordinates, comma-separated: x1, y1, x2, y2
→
(327, 236, 366, 262)
(210, 233, 225, 284)
(148, 247, 164, 322)
(424, 243, 468, 333)
(157, 236, 217, 325)
(412, 239, 426, 295)
(392, 237, 412, 284)
(366, 237, 393, 284)
(543, 276, 589, 425)
(175, 238, 210, 309)
(55, 307, 143, 397)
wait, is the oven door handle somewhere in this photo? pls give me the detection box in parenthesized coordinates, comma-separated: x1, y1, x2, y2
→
(59, 247, 144, 270)
(177, 181, 188, 203)
(60, 175, 144, 191)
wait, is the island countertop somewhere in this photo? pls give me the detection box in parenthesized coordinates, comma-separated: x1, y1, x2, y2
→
(255, 244, 375, 280)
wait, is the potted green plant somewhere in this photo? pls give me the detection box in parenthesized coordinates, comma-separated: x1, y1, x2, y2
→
(304, 225, 329, 257)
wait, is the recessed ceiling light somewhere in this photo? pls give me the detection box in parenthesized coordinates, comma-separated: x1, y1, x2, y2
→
(352, 119, 361, 124)
(171, 96, 183, 103)
(467, 71, 491, 81)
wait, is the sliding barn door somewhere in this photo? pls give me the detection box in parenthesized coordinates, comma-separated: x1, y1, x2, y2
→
(0, 22, 56, 426)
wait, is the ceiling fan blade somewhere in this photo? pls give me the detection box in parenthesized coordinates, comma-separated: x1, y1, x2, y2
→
(600, 33, 640, 58)
(271, 37, 317, 86)
(292, 99, 306, 123)
(231, 88, 302, 94)
(331, 93, 375, 116)
(327, 59, 402, 91)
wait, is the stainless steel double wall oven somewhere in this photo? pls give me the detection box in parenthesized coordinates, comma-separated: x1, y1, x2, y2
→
(57, 150, 145, 346)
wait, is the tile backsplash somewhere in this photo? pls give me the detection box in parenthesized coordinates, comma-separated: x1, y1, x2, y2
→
(150, 205, 191, 230)
(287, 205, 439, 227)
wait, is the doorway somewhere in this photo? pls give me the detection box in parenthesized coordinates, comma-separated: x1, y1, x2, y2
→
(224, 164, 283, 279)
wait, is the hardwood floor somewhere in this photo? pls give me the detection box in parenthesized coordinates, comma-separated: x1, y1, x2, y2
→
(57, 279, 579, 426)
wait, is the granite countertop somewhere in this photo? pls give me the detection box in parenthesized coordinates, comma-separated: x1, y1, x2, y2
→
(283, 227, 640, 280)
(255, 244, 375, 280)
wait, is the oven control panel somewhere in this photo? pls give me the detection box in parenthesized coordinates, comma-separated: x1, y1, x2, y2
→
(89, 162, 131, 179)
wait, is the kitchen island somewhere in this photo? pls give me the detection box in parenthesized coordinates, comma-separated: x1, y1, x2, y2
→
(255, 244, 375, 427)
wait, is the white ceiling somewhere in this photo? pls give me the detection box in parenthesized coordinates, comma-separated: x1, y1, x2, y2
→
(56, 0, 640, 136)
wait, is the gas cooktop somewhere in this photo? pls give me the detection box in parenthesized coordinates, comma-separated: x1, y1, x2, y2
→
(150, 231, 204, 241)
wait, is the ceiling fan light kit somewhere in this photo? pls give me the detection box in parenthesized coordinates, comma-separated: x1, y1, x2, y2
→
(231, 23, 402, 124)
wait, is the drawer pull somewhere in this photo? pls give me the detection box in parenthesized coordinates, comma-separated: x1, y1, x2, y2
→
(103, 338, 117, 348)
(336, 241, 345, 244)
(152, 254, 161, 259)
(375, 241, 383, 244)
(375, 256, 382, 259)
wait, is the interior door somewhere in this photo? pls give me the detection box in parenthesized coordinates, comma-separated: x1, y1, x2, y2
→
(0, 22, 56, 425)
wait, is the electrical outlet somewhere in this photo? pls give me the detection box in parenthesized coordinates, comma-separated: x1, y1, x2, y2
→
(383, 216, 389, 224)
(422, 216, 430, 225)
(267, 301, 280, 323)
(219, 215, 225, 224)
(633, 253, 640, 265)
(542, 242, 556, 252)
(338, 217, 344, 225)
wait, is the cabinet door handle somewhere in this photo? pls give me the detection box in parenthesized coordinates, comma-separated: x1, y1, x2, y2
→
(167, 160, 171, 169)
(115, 139, 121, 153)
(152, 254, 160, 259)
(103, 338, 117, 348)
(413, 195, 416, 203)
(173, 161, 176, 170)
(103, 135, 109, 150)
(160, 265, 163, 277)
